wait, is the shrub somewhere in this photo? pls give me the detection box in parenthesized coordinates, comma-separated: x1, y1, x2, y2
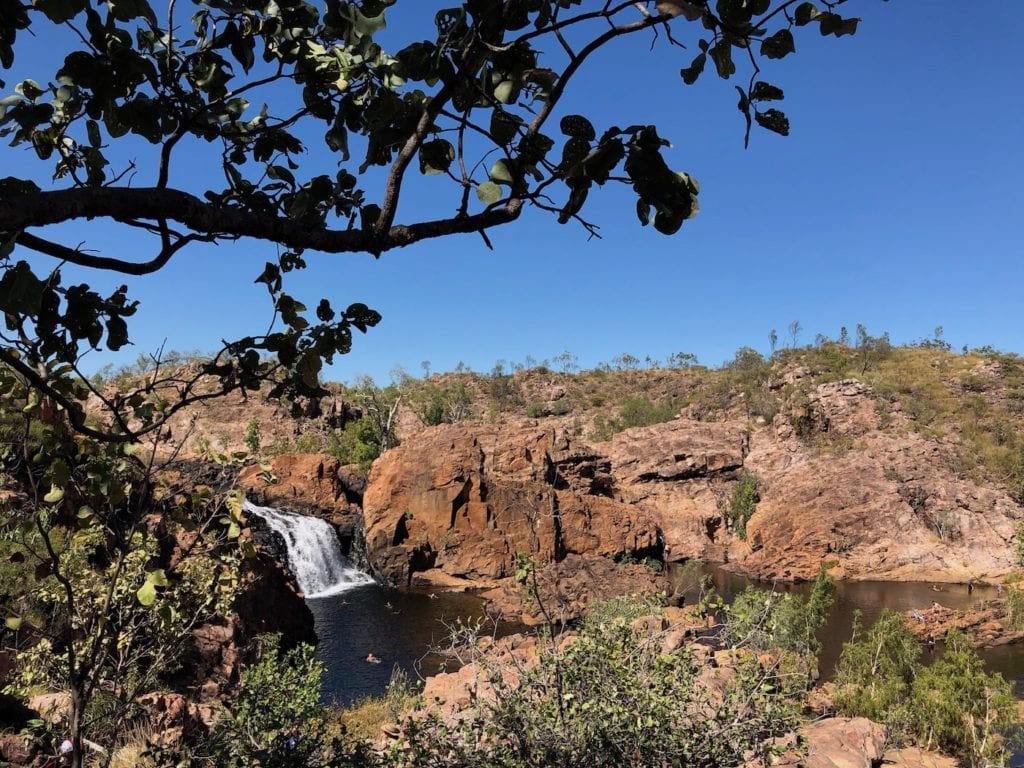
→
(386, 597, 803, 768)
(728, 473, 759, 539)
(834, 614, 1017, 767)
(906, 631, 1017, 767)
(723, 565, 834, 677)
(193, 638, 369, 768)
(833, 609, 920, 727)
(244, 418, 262, 455)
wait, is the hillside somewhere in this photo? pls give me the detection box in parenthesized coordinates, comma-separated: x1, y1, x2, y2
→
(163, 339, 1024, 591)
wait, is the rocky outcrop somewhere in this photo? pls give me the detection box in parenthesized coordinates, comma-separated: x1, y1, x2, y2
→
(739, 379, 1020, 581)
(362, 422, 660, 587)
(595, 381, 1017, 583)
(480, 554, 666, 624)
(260, 374, 1019, 590)
(905, 599, 1024, 648)
(232, 552, 317, 651)
(790, 717, 886, 768)
(600, 418, 749, 562)
(136, 692, 216, 745)
(882, 747, 958, 768)
(237, 453, 363, 526)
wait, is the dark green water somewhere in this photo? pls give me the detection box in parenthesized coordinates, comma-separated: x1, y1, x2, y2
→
(667, 564, 1018, 685)
(310, 564, 1024, 707)
(308, 585, 487, 707)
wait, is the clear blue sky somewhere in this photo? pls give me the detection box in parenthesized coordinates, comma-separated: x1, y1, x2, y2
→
(6, 1, 1023, 382)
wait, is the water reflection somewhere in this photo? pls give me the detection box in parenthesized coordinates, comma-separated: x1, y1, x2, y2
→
(668, 563, 1011, 680)
(312, 564, 1023, 716)
(308, 585, 487, 707)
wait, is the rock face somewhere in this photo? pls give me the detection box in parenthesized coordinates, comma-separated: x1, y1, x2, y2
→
(362, 422, 661, 587)
(600, 419, 749, 563)
(593, 382, 1019, 584)
(238, 453, 365, 559)
(360, 377, 1021, 589)
(739, 380, 1020, 582)
(237, 453, 363, 525)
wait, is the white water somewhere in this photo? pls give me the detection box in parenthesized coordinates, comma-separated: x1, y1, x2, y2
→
(243, 501, 375, 598)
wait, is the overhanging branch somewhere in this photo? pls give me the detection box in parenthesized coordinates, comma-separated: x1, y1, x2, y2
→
(1, 187, 524, 267)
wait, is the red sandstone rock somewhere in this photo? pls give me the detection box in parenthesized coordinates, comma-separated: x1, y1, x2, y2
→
(237, 453, 362, 526)
(363, 422, 659, 587)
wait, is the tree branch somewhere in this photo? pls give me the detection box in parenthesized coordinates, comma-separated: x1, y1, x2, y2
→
(16, 231, 198, 275)
(2, 187, 523, 260)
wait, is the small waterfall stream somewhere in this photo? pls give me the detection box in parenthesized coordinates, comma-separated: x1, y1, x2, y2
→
(243, 501, 375, 598)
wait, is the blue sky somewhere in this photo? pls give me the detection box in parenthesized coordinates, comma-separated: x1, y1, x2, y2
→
(5, 1, 1023, 382)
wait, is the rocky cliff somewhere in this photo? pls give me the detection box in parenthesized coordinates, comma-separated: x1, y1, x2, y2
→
(355, 375, 1019, 590)
(361, 423, 660, 588)
(152, 348, 1022, 593)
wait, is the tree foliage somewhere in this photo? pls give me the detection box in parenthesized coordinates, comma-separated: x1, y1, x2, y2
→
(0, 0, 868, 439)
(834, 611, 1018, 768)
(380, 597, 804, 768)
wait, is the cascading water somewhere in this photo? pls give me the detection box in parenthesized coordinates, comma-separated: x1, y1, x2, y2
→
(243, 501, 375, 598)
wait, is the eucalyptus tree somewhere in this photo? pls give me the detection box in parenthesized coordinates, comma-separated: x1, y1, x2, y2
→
(0, 0, 869, 438)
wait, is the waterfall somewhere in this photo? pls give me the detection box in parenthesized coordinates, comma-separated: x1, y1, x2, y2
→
(244, 501, 375, 598)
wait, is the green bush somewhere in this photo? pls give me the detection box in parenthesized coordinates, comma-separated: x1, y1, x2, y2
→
(325, 418, 382, 470)
(834, 613, 1017, 767)
(728, 473, 759, 539)
(193, 638, 368, 768)
(591, 397, 675, 440)
(833, 610, 920, 726)
(386, 598, 802, 768)
(724, 565, 834, 675)
(907, 631, 1017, 766)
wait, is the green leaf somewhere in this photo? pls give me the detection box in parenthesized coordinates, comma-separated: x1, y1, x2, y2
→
(137, 580, 157, 606)
(559, 115, 596, 141)
(493, 79, 516, 104)
(680, 53, 706, 85)
(418, 138, 455, 175)
(819, 13, 859, 37)
(489, 111, 522, 146)
(297, 350, 321, 389)
(490, 159, 514, 185)
(353, 8, 386, 37)
(0, 261, 45, 315)
(43, 485, 65, 504)
(755, 108, 790, 136)
(794, 2, 821, 25)
(760, 28, 795, 59)
(5, 616, 22, 630)
(33, 0, 86, 24)
(476, 181, 502, 205)
(750, 81, 784, 102)
(709, 41, 735, 79)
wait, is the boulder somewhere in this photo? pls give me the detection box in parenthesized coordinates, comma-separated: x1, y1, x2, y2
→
(882, 747, 958, 768)
(0, 733, 32, 765)
(791, 717, 886, 768)
(137, 691, 216, 745)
